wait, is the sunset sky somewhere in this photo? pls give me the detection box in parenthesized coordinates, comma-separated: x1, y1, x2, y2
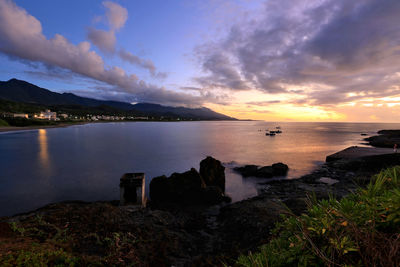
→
(0, 0, 399, 122)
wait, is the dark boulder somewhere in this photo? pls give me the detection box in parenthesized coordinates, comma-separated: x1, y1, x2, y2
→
(149, 175, 170, 203)
(150, 168, 205, 203)
(272, 163, 289, 176)
(200, 156, 226, 191)
(234, 163, 289, 178)
(150, 164, 230, 206)
(199, 186, 226, 205)
(256, 166, 273, 177)
(233, 165, 258, 177)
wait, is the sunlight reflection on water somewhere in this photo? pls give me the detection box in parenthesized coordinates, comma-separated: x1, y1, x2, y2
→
(1, 121, 400, 216)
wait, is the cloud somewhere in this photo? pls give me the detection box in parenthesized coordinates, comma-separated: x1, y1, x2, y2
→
(195, 0, 400, 105)
(0, 0, 200, 106)
(87, 27, 116, 53)
(103, 1, 128, 31)
(246, 100, 281, 106)
(87, 1, 127, 53)
(87, 2, 166, 78)
(119, 48, 167, 78)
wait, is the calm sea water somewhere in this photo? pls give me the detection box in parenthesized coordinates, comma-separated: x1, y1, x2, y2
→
(1, 121, 400, 216)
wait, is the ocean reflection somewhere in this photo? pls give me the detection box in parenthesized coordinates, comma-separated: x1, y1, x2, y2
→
(38, 129, 51, 175)
(1, 121, 400, 216)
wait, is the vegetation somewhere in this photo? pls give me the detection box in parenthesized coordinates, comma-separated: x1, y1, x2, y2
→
(0, 248, 80, 267)
(0, 118, 9, 126)
(2, 117, 59, 127)
(237, 166, 400, 267)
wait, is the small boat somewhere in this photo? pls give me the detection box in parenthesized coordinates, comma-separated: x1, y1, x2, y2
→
(266, 132, 276, 136)
(276, 130, 282, 134)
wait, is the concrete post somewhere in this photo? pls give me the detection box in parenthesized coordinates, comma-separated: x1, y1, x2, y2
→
(120, 173, 146, 207)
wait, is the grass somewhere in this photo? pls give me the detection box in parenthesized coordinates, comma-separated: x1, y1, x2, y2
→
(236, 166, 400, 267)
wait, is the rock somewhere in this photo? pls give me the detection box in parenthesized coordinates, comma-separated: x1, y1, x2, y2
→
(234, 163, 289, 178)
(272, 162, 289, 176)
(149, 175, 170, 203)
(256, 166, 273, 177)
(150, 163, 230, 206)
(150, 168, 205, 204)
(233, 165, 258, 177)
(199, 186, 226, 205)
(365, 130, 400, 148)
(200, 156, 226, 192)
(318, 177, 339, 185)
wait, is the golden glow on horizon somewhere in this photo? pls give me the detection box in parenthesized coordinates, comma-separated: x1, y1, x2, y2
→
(205, 89, 400, 122)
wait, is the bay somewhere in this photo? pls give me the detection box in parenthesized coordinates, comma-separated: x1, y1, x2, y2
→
(1, 121, 399, 216)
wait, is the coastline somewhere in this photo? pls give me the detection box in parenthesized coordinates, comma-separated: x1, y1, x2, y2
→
(0, 119, 243, 133)
(0, 122, 90, 133)
(1, 131, 399, 265)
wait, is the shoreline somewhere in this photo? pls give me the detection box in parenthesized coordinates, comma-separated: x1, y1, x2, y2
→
(0, 119, 244, 133)
(1, 141, 399, 265)
(0, 122, 90, 133)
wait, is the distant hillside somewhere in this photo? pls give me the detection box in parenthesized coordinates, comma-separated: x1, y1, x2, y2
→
(131, 103, 234, 120)
(0, 78, 236, 120)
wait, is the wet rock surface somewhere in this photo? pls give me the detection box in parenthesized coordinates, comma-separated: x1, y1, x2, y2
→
(234, 162, 289, 178)
(200, 156, 226, 192)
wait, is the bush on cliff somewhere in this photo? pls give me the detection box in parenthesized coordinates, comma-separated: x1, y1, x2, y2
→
(237, 166, 400, 267)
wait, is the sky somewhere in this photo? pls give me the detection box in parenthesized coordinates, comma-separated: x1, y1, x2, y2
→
(0, 0, 399, 122)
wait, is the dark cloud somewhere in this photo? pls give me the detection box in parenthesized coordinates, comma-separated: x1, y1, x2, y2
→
(195, 52, 249, 90)
(195, 0, 400, 105)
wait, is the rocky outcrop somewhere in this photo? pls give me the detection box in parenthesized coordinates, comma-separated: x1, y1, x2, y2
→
(150, 168, 205, 203)
(149, 157, 229, 206)
(200, 156, 225, 192)
(234, 162, 289, 178)
(271, 162, 289, 176)
(365, 130, 400, 148)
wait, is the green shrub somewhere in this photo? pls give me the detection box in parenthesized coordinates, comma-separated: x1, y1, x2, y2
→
(0, 248, 80, 267)
(237, 166, 400, 267)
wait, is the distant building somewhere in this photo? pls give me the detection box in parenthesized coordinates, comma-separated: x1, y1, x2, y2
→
(13, 113, 28, 119)
(38, 110, 57, 120)
(59, 113, 68, 119)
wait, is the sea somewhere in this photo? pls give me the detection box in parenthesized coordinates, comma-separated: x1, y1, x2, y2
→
(1, 121, 400, 216)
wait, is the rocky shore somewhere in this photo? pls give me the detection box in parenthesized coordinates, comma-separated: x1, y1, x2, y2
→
(1, 133, 400, 266)
(364, 129, 400, 148)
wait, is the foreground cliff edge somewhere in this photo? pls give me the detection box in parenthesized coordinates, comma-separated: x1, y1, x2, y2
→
(1, 139, 399, 266)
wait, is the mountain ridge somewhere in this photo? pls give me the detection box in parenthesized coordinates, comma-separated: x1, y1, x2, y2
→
(0, 78, 236, 120)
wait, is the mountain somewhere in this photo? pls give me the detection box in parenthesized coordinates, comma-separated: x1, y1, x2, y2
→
(0, 78, 236, 120)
